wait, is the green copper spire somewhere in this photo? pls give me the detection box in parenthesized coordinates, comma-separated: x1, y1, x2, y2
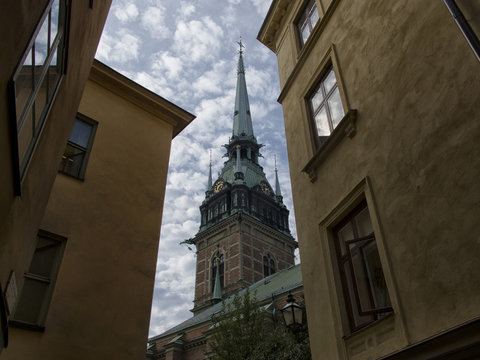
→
(232, 37, 254, 138)
(274, 155, 282, 197)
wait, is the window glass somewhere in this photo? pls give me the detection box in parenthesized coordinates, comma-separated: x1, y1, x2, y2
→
(298, 0, 319, 45)
(355, 207, 373, 237)
(13, 231, 66, 326)
(309, 66, 345, 141)
(16, 52, 34, 124)
(29, 237, 61, 278)
(70, 117, 93, 147)
(323, 69, 337, 94)
(327, 88, 344, 128)
(13, 278, 49, 324)
(50, 0, 60, 44)
(314, 106, 330, 136)
(333, 202, 392, 332)
(10, 0, 69, 189)
(35, 17, 49, 67)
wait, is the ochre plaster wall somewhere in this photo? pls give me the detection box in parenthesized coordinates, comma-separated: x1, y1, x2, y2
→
(0, 0, 111, 321)
(3, 73, 174, 359)
(261, 1, 480, 359)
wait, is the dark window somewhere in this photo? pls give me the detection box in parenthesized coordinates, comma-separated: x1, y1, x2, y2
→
(309, 66, 344, 144)
(59, 114, 97, 179)
(211, 253, 224, 292)
(12, 230, 66, 329)
(263, 254, 276, 277)
(333, 201, 392, 332)
(297, 0, 320, 45)
(8, 0, 70, 193)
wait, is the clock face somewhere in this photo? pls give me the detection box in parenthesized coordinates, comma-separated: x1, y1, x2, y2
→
(214, 180, 224, 193)
(261, 182, 271, 195)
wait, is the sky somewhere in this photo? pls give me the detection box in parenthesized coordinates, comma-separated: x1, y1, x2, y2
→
(95, 0, 298, 338)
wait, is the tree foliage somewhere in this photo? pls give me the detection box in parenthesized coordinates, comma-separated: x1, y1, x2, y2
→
(209, 289, 311, 360)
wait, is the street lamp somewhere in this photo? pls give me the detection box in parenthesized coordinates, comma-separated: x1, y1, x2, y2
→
(281, 292, 303, 327)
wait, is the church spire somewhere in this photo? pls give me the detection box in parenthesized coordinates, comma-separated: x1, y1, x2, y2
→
(232, 37, 254, 138)
(275, 155, 282, 198)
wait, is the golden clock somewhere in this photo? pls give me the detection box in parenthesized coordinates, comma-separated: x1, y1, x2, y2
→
(261, 182, 271, 195)
(214, 180, 224, 193)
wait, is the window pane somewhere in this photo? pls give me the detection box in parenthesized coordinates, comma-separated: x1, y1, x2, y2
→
(355, 207, 373, 237)
(15, 51, 34, 124)
(301, 24, 310, 44)
(327, 87, 344, 129)
(361, 241, 391, 309)
(323, 69, 337, 95)
(70, 120, 93, 147)
(350, 240, 375, 312)
(50, 0, 60, 46)
(310, 87, 324, 111)
(17, 109, 33, 164)
(314, 105, 331, 136)
(309, 2, 319, 29)
(35, 16, 49, 67)
(48, 48, 61, 102)
(337, 222, 353, 256)
(29, 237, 61, 278)
(34, 76, 49, 134)
(60, 143, 86, 177)
(13, 277, 49, 324)
(343, 262, 374, 327)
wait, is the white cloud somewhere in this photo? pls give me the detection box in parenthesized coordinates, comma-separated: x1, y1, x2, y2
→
(178, 1, 196, 18)
(114, 3, 139, 22)
(151, 51, 184, 80)
(141, 5, 170, 39)
(96, 29, 141, 64)
(250, 0, 271, 17)
(173, 17, 224, 62)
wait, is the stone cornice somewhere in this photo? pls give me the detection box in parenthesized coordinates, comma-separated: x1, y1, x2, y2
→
(90, 59, 195, 138)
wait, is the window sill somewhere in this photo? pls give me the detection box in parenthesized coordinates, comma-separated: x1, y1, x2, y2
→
(342, 312, 394, 340)
(302, 109, 357, 182)
(9, 320, 45, 332)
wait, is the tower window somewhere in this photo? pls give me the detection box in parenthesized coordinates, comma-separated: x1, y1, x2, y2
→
(263, 254, 276, 277)
(211, 253, 224, 292)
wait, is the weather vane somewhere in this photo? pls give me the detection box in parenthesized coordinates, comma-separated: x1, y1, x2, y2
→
(275, 154, 278, 172)
(237, 36, 245, 54)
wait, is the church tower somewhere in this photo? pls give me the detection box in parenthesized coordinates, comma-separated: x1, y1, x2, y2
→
(189, 41, 296, 315)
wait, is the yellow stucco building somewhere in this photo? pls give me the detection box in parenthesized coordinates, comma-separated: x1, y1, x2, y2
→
(259, 1, 480, 359)
(0, 4, 195, 353)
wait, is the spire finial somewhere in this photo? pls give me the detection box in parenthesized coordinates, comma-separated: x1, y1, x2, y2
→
(237, 36, 245, 54)
(274, 155, 282, 198)
(275, 154, 278, 173)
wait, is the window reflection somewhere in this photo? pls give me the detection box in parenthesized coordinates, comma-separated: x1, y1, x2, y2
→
(11, 0, 69, 186)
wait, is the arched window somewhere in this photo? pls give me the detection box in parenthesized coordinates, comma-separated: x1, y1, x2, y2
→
(211, 253, 224, 292)
(263, 254, 276, 277)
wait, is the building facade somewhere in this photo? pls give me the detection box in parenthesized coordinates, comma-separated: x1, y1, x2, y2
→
(1, 60, 194, 360)
(147, 47, 299, 359)
(258, 1, 480, 359)
(0, 0, 112, 353)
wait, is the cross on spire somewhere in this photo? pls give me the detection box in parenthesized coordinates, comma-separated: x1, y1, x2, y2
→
(237, 36, 245, 54)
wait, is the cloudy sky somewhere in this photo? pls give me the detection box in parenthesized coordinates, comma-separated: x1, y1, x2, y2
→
(96, 0, 298, 338)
